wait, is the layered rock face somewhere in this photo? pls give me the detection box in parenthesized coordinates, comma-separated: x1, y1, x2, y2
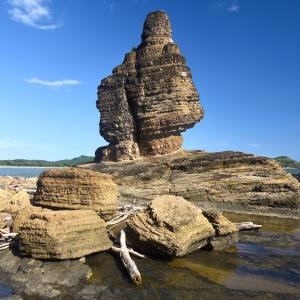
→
(203, 211, 238, 236)
(19, 210, 112, 260)
(82, 151, 300, 217)
(33, 168, 117, 221)
(96, 11, 203, 161)
(127, 195, 215, 257)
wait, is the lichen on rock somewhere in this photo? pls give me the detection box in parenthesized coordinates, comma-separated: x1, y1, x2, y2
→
(95, 10, 204, 162)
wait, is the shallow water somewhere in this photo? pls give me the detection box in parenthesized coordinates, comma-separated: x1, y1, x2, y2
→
(86, 213, 300, 298)
(286, 168, 300, 175)
(0, 283, 12, 297)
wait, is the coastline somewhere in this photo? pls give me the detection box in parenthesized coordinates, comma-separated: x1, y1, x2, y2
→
(0, 166, 66, 169)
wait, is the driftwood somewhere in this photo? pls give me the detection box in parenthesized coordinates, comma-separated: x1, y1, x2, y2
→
(0, 241, 13, 250)
(119, 230, 142, 285)
(107, 205, 145, 227)
(236, 222, 262, 231)
(0, 232, 17, 238)
(110, 245, 146, 259)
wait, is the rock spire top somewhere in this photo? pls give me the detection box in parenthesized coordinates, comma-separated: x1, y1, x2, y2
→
(142, 11, 172, 43)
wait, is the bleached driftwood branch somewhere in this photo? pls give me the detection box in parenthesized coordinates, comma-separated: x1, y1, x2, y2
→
(106, 204, 145, 227)
(119, 229, 142, 285)
(110, 245, 146, 259)
(0, 232, 18, 238)
(0, 241, 13, 250)
(236, 222, 262, 231)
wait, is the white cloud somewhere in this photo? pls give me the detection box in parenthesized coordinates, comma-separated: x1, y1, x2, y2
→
(101, 0, 116, 11)
(8, 0, 60, 29)
(249, 143, 262, 148)
(227, 1, 239, 13)
(25, 77, 81, 88)
(216, 0, 240, 13)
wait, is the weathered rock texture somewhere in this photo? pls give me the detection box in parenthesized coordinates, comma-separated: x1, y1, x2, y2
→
(203, 211, 238, 236)
(95, 11, 203, 161)
(19, 209, 112, 260)
(0, 189, 31, 214)
(33, 168, 117, 221)
(82, 151, 300, 217)
(126, 195, 215, 257)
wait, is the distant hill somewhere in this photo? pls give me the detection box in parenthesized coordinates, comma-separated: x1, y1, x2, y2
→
(0, 155, 95, 167)
(274, 156, 300, 168)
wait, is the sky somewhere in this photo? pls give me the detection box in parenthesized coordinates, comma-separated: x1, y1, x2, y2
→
(0, 0, 299, 161)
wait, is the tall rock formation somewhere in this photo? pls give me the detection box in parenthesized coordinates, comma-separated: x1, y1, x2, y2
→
(95, 11, 203, 162)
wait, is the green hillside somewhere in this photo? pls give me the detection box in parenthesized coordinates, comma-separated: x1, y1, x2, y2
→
(0, 155, 94, 167)
(274, 156, 300, 168)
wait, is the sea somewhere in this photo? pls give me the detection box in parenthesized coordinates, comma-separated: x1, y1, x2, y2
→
(0, 167, 63, 178)
(0, 166, 299, 178)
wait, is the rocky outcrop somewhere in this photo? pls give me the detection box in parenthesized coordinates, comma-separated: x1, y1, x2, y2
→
(33, 168, 117, 221)
(203, 211, 238, 236)
(0, 176, 37, 192)
(126, 195, 215, 257)
(0, 189, 31, 214)
(95, 11, 203, 161)
(82, 151, 300, 217)
(19, 209, 112, 260)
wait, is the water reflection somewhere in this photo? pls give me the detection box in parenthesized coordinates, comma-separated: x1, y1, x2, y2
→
(87, 212, 300, 296)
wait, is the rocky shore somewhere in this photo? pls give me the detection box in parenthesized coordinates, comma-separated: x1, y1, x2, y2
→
(81, 150, 300, 219)
(1, 10, 300, 300)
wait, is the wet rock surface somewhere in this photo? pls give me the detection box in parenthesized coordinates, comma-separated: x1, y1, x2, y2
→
(82, 150, 300, 217)
(33, 167, 117, 220)
(293, 174, 300, 182)
(95, 11, 203, 161)
(0, 248, 92, 299)
(1, 213, 300, 299)
(127, 195, 215, 257)
(19, 209, 112, 260)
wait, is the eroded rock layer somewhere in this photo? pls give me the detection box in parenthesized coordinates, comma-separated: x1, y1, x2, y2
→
(19, 210, 112, 260)
(127, 195, 215, 257)
(33, 168, 117, 221)
(82, 151, 300, 217)
(96, 11, 203, 161)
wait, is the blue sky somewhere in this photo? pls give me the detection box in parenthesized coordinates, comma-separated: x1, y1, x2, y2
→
(0, 0, 299, 161)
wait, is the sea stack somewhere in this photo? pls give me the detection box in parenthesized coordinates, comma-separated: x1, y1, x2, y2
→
(95, 11, 204, 162)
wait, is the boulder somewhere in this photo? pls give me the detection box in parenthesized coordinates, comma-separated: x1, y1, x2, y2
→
(19, 209, 112, 260)
(0, 189, 31, 214)
(202, 211, 238, 236)
(95, 11, 203, 161)
(33, 168, 117, 221)
(126, 195, 215, 257)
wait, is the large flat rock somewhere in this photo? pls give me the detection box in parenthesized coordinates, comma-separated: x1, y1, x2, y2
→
(81, 151, 300, 217)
